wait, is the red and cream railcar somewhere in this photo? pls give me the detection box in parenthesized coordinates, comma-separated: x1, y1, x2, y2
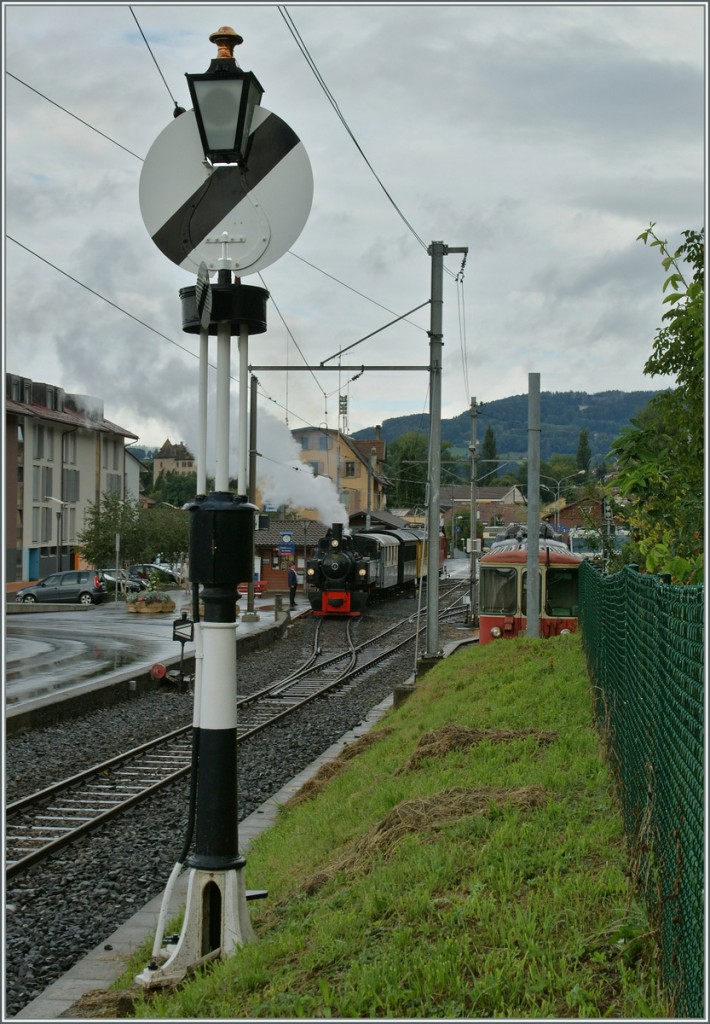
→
(478, 538, 581, 643)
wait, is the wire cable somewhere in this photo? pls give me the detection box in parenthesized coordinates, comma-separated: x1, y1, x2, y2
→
(5, 73, 144, 161)
(278, 5, 428, 253)
(129, 6, 185, 115)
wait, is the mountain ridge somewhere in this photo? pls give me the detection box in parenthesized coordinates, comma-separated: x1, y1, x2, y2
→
(351, 389, 661, 462)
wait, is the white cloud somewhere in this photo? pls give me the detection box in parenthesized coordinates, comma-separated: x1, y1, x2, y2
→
(3, 1, 704, 462)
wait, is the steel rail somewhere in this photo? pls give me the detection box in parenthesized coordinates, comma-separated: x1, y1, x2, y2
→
(6, 588, 470, 878)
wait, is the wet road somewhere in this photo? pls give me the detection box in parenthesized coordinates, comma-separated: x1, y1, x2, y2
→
(5, 602, 194, 707)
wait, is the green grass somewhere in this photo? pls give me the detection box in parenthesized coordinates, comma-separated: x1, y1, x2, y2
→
(116, 634, 669, 1019)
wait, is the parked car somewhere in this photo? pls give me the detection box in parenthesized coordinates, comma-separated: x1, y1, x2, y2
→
(128, 563, 178, 584)
(15, 570, 107, 606)
(98, 569, 146, 593)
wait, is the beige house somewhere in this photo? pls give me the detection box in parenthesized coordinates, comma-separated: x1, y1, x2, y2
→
(152, 439, 196, 483)
(290, 426, 390, 519)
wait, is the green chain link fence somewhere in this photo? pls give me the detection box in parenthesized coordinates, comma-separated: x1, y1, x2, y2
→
(579, 561, 704, 1018)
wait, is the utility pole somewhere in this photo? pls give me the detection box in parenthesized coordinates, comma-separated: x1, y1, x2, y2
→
(469, 397, 480, 624)
(421, 241, 468, 667)
(526, 373, 541, 638)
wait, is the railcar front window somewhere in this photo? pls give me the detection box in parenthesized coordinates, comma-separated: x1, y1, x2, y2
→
(545, 569, 578, 617)
(479, 567, 517, 614)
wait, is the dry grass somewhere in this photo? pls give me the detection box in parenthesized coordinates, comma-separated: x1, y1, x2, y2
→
(395, 723, 557, 773)
(302, 784, 547, 894)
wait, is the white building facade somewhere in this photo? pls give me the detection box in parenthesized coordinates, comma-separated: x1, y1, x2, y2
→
(5, 374, 138, 581)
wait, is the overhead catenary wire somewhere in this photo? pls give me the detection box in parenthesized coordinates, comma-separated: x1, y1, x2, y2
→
(129, 6, 185, 116)
(278, 5, 429, 255)
(7, 9, 466, 443)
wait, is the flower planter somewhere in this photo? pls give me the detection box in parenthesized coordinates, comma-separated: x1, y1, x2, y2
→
(126, 599, 176, 614)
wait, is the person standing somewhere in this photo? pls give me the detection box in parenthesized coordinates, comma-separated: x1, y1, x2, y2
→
(287, 561, 298, 609)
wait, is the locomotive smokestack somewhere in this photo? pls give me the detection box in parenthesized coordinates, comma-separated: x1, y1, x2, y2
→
(332, 522, 343, 543)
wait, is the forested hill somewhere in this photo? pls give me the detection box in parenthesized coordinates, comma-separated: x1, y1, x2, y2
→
(352, 390, 661, 461)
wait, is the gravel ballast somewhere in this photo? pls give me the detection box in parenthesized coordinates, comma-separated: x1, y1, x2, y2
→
(5, 600, 467, 1016)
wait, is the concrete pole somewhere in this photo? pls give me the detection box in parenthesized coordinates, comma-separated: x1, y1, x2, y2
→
(215, 322, 231, 493)
(238, 321, 249, 496)
(244, 374, 260, 622)
(424, 241, 444, 661)
(469, 397, 479, 624)
(526, 372, 541, 638)
(197, 328, 208, 496)
(366, 447, 376, 529)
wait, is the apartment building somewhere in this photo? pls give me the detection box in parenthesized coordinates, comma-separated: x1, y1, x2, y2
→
(5, 373, 138, 581)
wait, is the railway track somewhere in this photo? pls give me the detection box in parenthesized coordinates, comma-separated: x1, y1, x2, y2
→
(6, 584, 473, 879)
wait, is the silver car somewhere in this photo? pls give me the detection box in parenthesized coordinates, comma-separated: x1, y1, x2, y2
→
(15, 570, 107, 606)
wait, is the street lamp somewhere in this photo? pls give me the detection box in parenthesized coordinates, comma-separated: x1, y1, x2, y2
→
(540, 471, 584, 532)
(45, 496, 67, 572)
(185, 26, 264, 166)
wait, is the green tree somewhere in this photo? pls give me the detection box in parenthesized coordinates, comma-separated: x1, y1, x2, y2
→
(77, 494, 143, 568)
(478, 425, 498, 483)
(576, 429, 591, 474)
(149, 470, 211, 507)
(385, 431, 429, 507)
(610, 225, 704, 583)
(77, 495, 189, 570)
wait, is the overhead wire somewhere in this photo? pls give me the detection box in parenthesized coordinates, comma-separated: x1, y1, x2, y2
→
(4, 235, 316, 433)
(8, 9, 458, 442)
(455, 253, 470, 405)
(278, 5, 429, 254)
(6, 73, 144, 161)
(129, 6, 185, 116)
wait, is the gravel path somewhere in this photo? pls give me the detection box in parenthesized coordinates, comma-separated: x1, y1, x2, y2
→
(5, 599, 461, 1016)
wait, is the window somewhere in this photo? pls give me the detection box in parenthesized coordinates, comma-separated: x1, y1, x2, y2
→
(479, 567, 518, 614)
(63, 468, 80, 502)
(318, 435, 330, 450)
(308, 461, 320, 477)
(33, 425, 44, 460)
(544, 569, 578, 617)
(67, 507, 76, 542)
(102, 438, 109, 469)
(300, 436, 311, 451)
(113, 439, 120, 471)
(46, 428, 54, 462)
(32, 507, 39, 543)
(345, 461, 357, 478)
(32, 466, 41, 500)
(41, 506, 53, 542)
(63, 432, 77, 465)
(41, 466, 53, 500)
(106, 473, 122, 495)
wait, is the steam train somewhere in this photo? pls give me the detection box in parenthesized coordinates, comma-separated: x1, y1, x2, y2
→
(306, 522, 447, 616)
(478, 525, 581, 643)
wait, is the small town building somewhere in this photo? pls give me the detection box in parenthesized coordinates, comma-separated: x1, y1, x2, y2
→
(290, 426, 390, 518)
(5, 373, 138, 581)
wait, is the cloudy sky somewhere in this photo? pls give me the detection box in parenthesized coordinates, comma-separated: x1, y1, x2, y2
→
(3, 3, 706, 486)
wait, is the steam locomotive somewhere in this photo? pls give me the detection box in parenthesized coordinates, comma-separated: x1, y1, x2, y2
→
(478, 524, 581, 643)
(305, 522, 447, 617)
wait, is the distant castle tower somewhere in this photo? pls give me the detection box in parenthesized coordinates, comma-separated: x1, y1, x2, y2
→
(152, 438, 196, 483)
